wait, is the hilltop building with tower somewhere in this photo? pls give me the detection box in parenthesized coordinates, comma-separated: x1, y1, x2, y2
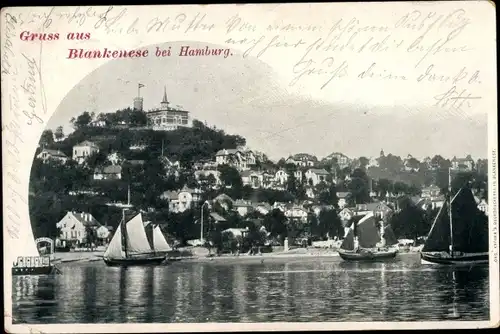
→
(133, 84, 191, 131)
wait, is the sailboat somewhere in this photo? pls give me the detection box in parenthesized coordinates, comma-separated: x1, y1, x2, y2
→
(338, 211, 399, 261)
(420, 170, 489, 266)
(103, 210, 166, 266)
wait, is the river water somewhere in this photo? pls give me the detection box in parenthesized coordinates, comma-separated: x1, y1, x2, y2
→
(12, 254, 489, 323)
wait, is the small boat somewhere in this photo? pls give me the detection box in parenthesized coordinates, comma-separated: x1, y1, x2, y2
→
(420, 174, 489, 266)
(12, 256, 60, 275)
(338, 212, 398, 262)
(11, 217, 60, 276)
(103, 210, 166, 266)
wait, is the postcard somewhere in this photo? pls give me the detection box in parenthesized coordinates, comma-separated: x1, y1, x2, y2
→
(2, 1, 499, 333)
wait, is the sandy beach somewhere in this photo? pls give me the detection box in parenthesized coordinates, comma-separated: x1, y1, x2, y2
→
(51, 246, 420, 265)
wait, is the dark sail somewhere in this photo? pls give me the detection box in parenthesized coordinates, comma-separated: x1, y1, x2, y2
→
(357, 213, 381, 248)
(383, 225, 398, 246)
(422, 201, 450, 252)
(422, 188, 488, 253)
(450, 188, 489, 253)
(341, 229, 355, 251)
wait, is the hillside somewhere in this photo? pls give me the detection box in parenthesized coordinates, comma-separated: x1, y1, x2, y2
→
(30, 117, 248, 238)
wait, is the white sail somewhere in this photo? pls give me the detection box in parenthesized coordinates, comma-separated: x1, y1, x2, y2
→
(153, 226, 172, 252)
(103, 223, 126, 259)
(126, 213, 154, 254)
(20, 224, 41, 258)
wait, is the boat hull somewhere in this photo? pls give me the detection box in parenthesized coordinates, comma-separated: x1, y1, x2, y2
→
(338, 249, 398, 262)
(12, 266, 57, 276)
(420, 252, 489, 266)
(103, 255, 166, 267)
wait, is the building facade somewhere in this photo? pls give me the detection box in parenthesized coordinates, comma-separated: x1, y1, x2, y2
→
(73, 141, 100, 164)
(145, 87, 191, 131)
(37, 149, 69, 164)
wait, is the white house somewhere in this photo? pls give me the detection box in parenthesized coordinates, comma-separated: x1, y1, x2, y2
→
(194, 169, 221, 187)
(253, 202, 272, 215)
(305, 186, 315, 199)
(93, 165, 122, 180)
(107, 152, 124, 165)
(275, 169, 288, 185)
(451, 155, 475, 171)
(285, 206, 308, 223)
(421, 185, 441, 199)
(56, 211, 101, 245)
(160, 186, 202, 213)
(233, 199, 254, 216)
(355, 202, 393, 219)
(241, 170, 264, 189)
(324, 152, 351, 168)
(294, 170, 303, 183)
(215, 148, 256, 171)
(36, 149, 69, 164)
(478, 199, 488, 215)
(73, 141, 100, 164)
(305, 168, 330, 186)
(337, 192, 350, 209)
(285, 154, 317, 167)
(222, 227, 249, 239)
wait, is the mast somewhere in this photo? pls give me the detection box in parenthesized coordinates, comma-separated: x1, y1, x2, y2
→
(122, 209, 128, 258)
(448, 167, 454, 255)
(127, 184, 131, 206)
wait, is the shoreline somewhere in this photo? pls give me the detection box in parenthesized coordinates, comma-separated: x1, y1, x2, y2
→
(52, 248, 421, 265)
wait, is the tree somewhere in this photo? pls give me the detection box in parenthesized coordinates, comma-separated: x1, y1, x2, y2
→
(84, 226, 96, 251)
(54, 126, 65, 141)
(348, 168, 370, 204)
(377, 178, 393, 199)
(245, 221, 266, 253)
(389, 197, 429, 240)
(406, 157, 420, 170)
(86, 151, 109, 169)
(359, 156, 369, 169)
(218, 165, 243, 198)
(318, 183, 339, 208)
(129, 110, 148, 126)
(309, 214, 320, 238)
(318, 209, 343, 239)
(70, 111, 93, 129)
(263, 209, 287, 243)
(39, 129, 54, 147)
(286, 169, 298, 195)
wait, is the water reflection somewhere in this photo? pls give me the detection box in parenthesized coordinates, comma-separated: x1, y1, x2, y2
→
(12, 256, 490, 324)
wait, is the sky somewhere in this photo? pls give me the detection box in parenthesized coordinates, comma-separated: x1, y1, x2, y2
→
(47, 41, 488, 162)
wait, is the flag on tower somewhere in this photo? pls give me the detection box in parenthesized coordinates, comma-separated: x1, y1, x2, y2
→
(138, 83, 145, 88)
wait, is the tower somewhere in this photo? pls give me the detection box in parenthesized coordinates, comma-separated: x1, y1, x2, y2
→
(133, 97, 143, 111)
(133, 83, 144, 111)
(380, 149, 385, 157)
(160, 86, 170, 110)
